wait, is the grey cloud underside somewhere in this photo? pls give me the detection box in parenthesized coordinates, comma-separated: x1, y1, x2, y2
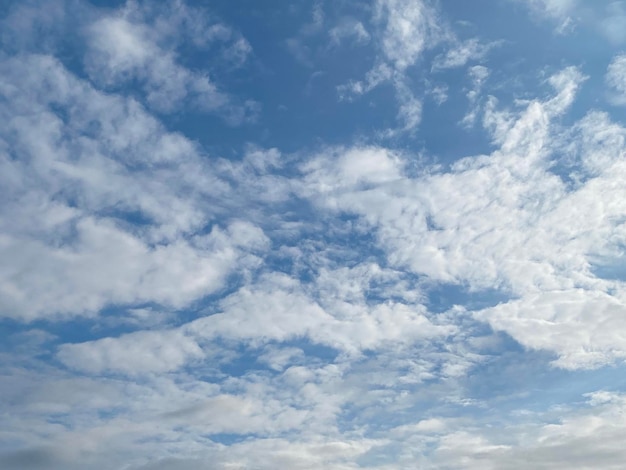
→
(4, 0, 626, 469)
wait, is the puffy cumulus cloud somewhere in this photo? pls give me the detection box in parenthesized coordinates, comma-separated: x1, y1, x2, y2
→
(301, 66, 626, 370)
(59, 270, 455, 375)
(302, 146, 404, 193)
(0, 0, 256, 123)
(57, 328, 204, 375)
(84, 0, 256, 120)
(204, 278, 452, 352)
(5, 1, 626, 468)
(162, 392, 312, 436)
(0, 216, 265, 321)
(562, 110, 626, 177)
(46, 246, 472, 465)
(477, 289, 626, 369)
(29, 334, 482, 468)
(0, 52, 269, 321)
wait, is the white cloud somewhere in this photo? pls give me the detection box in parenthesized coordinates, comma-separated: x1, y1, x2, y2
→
(517, 0, 578, 32)
(560, 110, 626, 177)
(428, 83, 449, 105)
(258, 346, 305, 371)
(302, 67, 626, 370)
(337, 0, 450, 133)
(5, 1, 626, 468)
(338, 63, 393, 98)
(523, 0, 578, 17)
(0, 217, 262, 321)
(133, 437, 380, 470)
(432, 39, 498, 71)
(302, 146, 404, 192)
(477, 289, 626, 369)
(0, 0, 80, 54)
(5, 376, 626, 469)
(0, 1, 256, 123)
(515, 0, 626, 40)
(394, 83, 423, 134)
(329, 19, 370, 46)
(373, 0, 445, 72)
(56, 258, 459, 376)
(190, 270, 453, 355)
(461, 65, 490, 127)
(223, 37, 253, 67)
(81, 1, 255, 121)
(58, 329, 204, 375)
(606, 53, 626, 105)
(0, 53, 269, 321)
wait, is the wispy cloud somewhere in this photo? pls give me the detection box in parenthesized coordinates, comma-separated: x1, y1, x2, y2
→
(432, 39, 499, 71)
(606, 53, 626, 105)
(84, 1, 256, 121)
(460, 65, 490, 127)
(338, 0, 496, 135)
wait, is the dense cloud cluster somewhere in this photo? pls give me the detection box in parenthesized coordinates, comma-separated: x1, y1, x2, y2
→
(2, 0, 626, 468)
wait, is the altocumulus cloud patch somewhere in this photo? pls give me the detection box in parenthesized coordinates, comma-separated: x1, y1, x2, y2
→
(3, 0, 626, 468)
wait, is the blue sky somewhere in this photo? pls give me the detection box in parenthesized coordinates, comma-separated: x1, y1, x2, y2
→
(3, 0, 626, 468)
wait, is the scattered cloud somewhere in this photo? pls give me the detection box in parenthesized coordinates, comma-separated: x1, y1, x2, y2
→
(461, 65, 490, 127)
(337, 0, 446, 133)
(427, 82, 449, 105)
(606, 53, 626, 105)
(432, 38, 498, 71)
(516, 0, 578, 32)
(304, 66, 626, 369)
(0, 52, 268, 321)
(84, 1, 256, 120)
(286, 2, 326, 67)
(339, 0, 496, 135)
(3, 0, 626, 468)
(373, 0, 446, 72)
(329, 18, 370, 46)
